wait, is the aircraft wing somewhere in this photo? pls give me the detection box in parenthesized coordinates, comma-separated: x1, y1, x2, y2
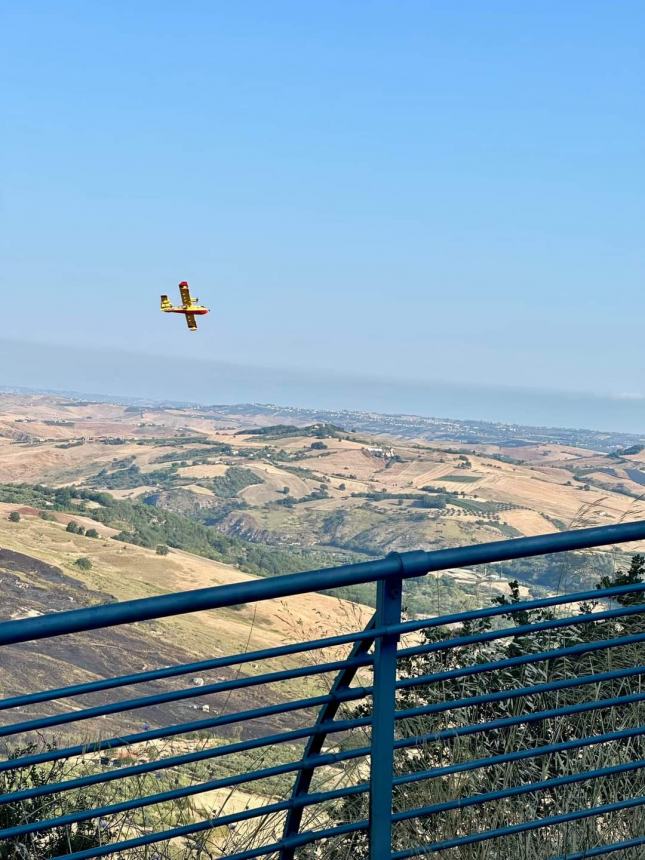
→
(179, 283, 191, 306)
(185, 312, 197, 331)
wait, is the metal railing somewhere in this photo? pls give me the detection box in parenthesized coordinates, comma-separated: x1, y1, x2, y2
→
(0, 521, 644, 859)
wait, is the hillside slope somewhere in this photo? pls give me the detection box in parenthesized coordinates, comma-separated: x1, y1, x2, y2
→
(0, 505, 370, 742)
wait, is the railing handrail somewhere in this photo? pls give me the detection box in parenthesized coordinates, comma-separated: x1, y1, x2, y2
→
(2, 519, 645, 645)
(1, 520, 644, 860)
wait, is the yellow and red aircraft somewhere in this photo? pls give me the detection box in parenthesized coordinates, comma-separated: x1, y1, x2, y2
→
(160, 281, 209, 331)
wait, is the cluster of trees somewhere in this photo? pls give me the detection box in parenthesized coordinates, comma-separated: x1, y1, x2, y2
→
(242, 423, 347, 440)
(209, 467, 262, 498)
(153, 443, 233, 463)
(66, 521, 99, 538)
(276, 485, 330, 508)
(0, 482, 354, 580)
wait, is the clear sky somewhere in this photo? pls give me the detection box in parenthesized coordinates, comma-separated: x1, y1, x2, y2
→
(1, 2, 644, 425)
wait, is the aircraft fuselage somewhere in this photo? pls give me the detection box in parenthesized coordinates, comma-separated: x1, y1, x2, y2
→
(163, 306, 209, 315)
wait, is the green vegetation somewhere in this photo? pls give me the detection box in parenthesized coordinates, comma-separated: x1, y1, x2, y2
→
(276, 486, 329, 507)
(8, 511, 20, 522)
(0, 483, 357, 582)
(209, 466, 263, 498)
(87, 463, 180, 490)
(0, 743, 112, 858)
(133, 435, 211, 447)
(153, 443, 233, 462)
(609, 444, 644, 458)
(74, 557, 92, 570)
(438, 473, 481, 483)
(296, 561, 645, 860)
(240, 422, 347, 439)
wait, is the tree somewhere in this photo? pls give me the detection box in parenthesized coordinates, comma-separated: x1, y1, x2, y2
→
(66, 521, 79, 533)
(74, 557, 92, 570)
(85, 528, 99, 538)
(596, 553, 645, 605)
(8, 511, 20, 522)
(156, 544, 169, 556)
(298, 557, 645, 860)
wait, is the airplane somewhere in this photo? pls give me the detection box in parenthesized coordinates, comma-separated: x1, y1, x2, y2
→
(160, 281, 209, 331)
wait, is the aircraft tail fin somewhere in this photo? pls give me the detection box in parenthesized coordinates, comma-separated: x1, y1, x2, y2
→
(161, 295, 172, 310)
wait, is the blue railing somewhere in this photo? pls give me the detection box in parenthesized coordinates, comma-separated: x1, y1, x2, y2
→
(0, 521, 644, 859)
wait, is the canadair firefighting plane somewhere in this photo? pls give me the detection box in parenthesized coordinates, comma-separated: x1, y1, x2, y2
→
(160, 282, 209, 331)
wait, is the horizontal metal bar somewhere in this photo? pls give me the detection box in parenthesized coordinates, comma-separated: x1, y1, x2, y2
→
(0, 700, 370, 774)
(393, 758, 644, 823)
(0, 622, 380, 712)
(4, 586, 642, 716)
(5, 696, 645, 838)
(7, 698, 643, 811)
(61, 820, 369, 860)
(0, 678, 370, 740)
(0, 718, 370, 807)
(393, 664, 644, 725)
(0, 756, 368, 841)
(396, 630, 645, 693)
(391, 795, 645, 858)
(398, 602, 645, 662)
(394, 690, 645, 752)
(2, 520, 645, 645)
(4, 682, 640, 783)
(0, 651, 372, 737)
(549, 836, 645, 859)
(393, 724, 645, 788)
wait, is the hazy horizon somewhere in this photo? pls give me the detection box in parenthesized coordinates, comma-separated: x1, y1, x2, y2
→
(2, 338, 644, 436)
(3, 3, 644, 410)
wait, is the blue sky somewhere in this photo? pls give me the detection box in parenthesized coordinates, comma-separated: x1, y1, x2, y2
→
(1, 1, 644, 421)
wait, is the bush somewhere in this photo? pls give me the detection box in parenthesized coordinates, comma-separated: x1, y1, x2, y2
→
(85, 528, 99, 538)
(0, 742, 115, 857)
(66, 521, 79, 533)
(156, 544, 169, 556)
(74, 557, 92, 570)
(8, 511, 20, 522)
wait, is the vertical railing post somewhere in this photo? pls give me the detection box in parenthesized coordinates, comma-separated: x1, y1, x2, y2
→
(369, 574, 402, 860)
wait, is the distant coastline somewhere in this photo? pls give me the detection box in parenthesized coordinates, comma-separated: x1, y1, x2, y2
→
(1, 338, 644, 437)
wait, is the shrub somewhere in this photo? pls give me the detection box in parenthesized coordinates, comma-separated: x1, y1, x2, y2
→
(74, 557, 92, 570)
(0, 742, 115, 857)
(8, 511, 20, 522)
(85, 528, 99, 538)
(156, 544, 169, 556)
(66, 521, 79, 533)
